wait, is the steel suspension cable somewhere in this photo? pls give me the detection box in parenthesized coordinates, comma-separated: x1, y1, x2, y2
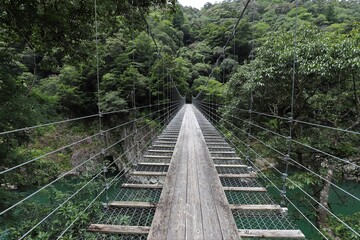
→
(193, 0, 252, 100)
(211, 121, 329, 239)
(21, 110, 173, 239)
(199, 102, 360, 135)
(228, 113, 360, 168)
(56, 105, 180, 239)
(0, 107, 175, 217)
(0, 104, 174, 176)
(196, 103, 360, 202)
(231, 133, 359, 237)
(195, 104, 354, 238)
(0, 102, 169, 137)
(197, 101, 360, 168)
(16, 103, 182, 239)
(281, 0, 299, 206)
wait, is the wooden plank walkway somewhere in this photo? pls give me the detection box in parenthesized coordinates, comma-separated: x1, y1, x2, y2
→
(148, 105, 239, 240)
(87, 104, 305, 240)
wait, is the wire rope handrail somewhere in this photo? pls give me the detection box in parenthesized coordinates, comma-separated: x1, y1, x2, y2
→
(55, 104, 183, 239)
(196, 101, 360, 169)
(0, 102, 173, 137)
(197, 101, 360, 135)
(194, 102, 360, 202)
(19, 108, 173, 239)
(0, 101, 181, 176)
(194, 102, 359, 238)
(0, 103, 181, 217)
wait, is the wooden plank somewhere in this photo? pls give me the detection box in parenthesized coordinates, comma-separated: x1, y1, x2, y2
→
(150, 105, 241, 240)
(210, 151, 236, 154)
(229, 204, 282, 210)
(148, 150, 173, 153)
(212, 157, 241, 160)
(155, 141, 177, 144)
(166, 107, 190, 240)
(238, 229, 305, 238)
(88, 224, 150, 235)
(215, 164, 248, 168)
(121, 183, 163, 189)
(194, 106, 239, 240)
(196, 134, 223, 240)
(207, 143, 228, 145)
(132, 171, 167, 176)
(208, 146, 233, 149)
(148, 106, 187, 240)
(137, 162, 170, 166)
(108, 201, 157, 208)
(185, 114, 204, 240)
(144, 155, 171, 159)
(218, 173, 256, 178)
(152, 145, 175, 148)
(223, 186, 267, 192)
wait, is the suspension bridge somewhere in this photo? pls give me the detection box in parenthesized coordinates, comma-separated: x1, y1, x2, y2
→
(1, 0, 360, 239)
(87, 103, 305, 239)
(2, 88, 359, 239)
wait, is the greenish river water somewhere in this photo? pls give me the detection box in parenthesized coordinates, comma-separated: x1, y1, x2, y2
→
(268, 180, 360, 239)
(2, 177, 359, 239)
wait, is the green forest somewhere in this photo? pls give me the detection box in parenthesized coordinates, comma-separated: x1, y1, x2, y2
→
(0, 0, 359, 239)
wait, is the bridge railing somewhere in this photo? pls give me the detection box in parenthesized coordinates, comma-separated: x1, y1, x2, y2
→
(193, 99, 360, 239)
(0, 92, 184, 239)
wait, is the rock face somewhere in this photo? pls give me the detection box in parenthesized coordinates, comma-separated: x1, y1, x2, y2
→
(68, 119, 155, 175)
(127, 175, 166, 185)
(342, 158, 360, 181)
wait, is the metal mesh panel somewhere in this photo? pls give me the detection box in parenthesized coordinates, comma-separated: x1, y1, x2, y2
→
(141, 158, 171, 164)
(150, 146, 175, 150)
(233, 210, 296, 230)
(82, 233, 148, 240)
(241, 237, 301, 240)
(144, 151, 173, 156)
(208, 146, 234, 151)
(216, 166, 249, 174)
(135, 165, 169, 172)
(207, 143, 231, 147)
(220, 177, 263, 188)
(225, 191, 276, 205)
(210, 152, 238, 157)
(213, 159, 244, 165)
(94, 207, 155, 226)
(111, 188, 162, 202)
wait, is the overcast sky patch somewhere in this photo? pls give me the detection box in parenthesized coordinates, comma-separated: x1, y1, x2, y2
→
(178, 0, 221, 10)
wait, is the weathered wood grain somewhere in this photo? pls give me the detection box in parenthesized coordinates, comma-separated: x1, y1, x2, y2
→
(88, 224, 150, 234)
(108, 201, 157, 208)
(223, 187, 267, 192)
(238, 229, 305, 238)
(148, 105, 239, 240)
(121, 183, 163, 189)
(229, 204, 282, 210)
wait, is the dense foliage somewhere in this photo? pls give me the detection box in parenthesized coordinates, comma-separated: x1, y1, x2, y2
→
(0, 0, 359, 238)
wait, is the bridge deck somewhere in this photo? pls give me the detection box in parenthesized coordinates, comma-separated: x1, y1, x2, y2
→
(148, 105, 238, 240)
(87, 104, 305, 240)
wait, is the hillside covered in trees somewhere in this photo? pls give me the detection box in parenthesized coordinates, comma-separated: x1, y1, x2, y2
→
(0, 0, 359, 238)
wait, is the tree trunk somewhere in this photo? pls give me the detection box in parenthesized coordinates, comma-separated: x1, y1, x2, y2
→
(317, 161, 340, 239)
(317, 161, 333, 226)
